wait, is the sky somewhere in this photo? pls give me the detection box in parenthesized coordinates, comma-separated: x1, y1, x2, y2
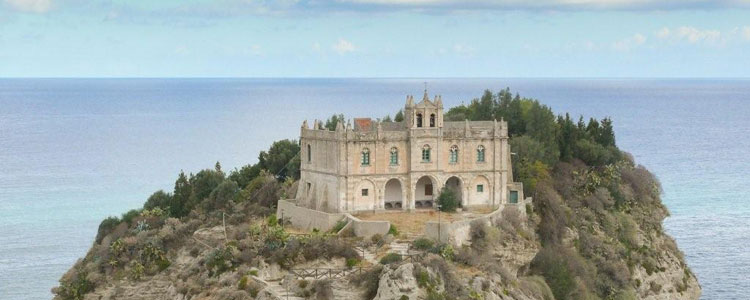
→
(1, 0, 750, 77)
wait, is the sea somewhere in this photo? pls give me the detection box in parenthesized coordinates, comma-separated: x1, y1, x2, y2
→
(0, 78, 748, 299)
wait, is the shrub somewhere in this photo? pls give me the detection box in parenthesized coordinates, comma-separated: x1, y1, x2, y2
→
(238, 275, 248, 290)
(96, 216, 121, 244)
(380, 253, 402, 265)
(436, 187, 459, 212)
(121, 209, 141, 225)
(144, 190, 172, 211)
(388, 225, 399, 236)
(346, 258, 360, 269)
(56, 268, 93, 300)
(203, 179, 239, 211)
(331, 220, 348, 234)
(371, 233, 385, 246)
(412, 238, 434, 251)
(206, 246, 237, 277)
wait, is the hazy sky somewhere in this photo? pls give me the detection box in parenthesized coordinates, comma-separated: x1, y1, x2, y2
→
(2, 0, 750, 77)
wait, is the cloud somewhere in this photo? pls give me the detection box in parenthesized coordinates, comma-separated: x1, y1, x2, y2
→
(3, 0, 52, 13)
(655, 26, 725, 46)
(743, 26, 750, 40)
(612, 33, 646, 51)
(332, 39, 356, 54)
(452, 43, 475, 57)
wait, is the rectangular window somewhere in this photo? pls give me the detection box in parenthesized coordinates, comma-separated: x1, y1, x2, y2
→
(390, 152, 398, 165)
(509, 191, 519, 204)
(361, 189, 369, 196)
(425, 184, 433, 196)
(476, 184, 484, 193)
(477, 150, 485, 162)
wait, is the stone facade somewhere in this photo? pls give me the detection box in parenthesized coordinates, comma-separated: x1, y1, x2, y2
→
(295, 91, 524, 213)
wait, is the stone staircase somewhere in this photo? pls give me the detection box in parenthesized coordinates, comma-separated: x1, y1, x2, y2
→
(265, 279, 304, 300)
(389, 241, 411, 255)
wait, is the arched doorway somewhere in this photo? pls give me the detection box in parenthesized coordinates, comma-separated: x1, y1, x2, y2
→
(415, 176, 436, 208)
(384, 179, 403, 210)
(445, 176, 463, 207)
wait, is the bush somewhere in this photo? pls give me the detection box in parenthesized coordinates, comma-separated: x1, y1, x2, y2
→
(371, 233, 384, 246)
(380, 253, 402, 265)
(436, 187, 459, 212)
(346, 258, 360, 269)
(388, 225, 399, 236)
(56, 268, 93, 300)
(121, 209, 141, 225)
(95, 216, 121, 244)
(144, 190, 172, 211)
(203, 179, 239, 211)
(412, 238, 434, 251)
(331, 220, 348, 234)
(238, 275, 248, 290)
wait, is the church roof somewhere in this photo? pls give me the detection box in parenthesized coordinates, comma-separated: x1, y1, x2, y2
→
(353, 118, 372, 131)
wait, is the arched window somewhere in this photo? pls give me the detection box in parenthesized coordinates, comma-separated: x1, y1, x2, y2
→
(449, 145, 458, 163)
(416, 113, 423, 128)
(307, 144, 311, 163)
(390, 147, 398, 165)
(422, 145, 431, 162)
(477, 145, 485, 162)
(361, 148, 371, 166)
(430, 114, 436, 127)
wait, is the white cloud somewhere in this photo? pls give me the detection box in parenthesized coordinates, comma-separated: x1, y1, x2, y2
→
(332, 39, 356, 54)
(655, 26, 725, 46)
(452, 43, 475, 57)
(3, 0, 52, 13)
(612, 33, 646, 51)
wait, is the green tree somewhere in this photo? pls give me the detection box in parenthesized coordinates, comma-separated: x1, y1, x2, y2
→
(187, 169, 225, 212)
(437, 187, 459, 212)
(228, 163, 262, 189)
(170, 171, 192, 217)
(204, 179, 239, 211)
(258, 139, 300, 180)
(324, 114, 345, 131)
(394, 110, 404, 122)
(143, 190, 171, 211)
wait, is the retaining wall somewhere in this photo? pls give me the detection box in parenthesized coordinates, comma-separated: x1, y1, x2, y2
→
(277, 199, 345, 232)
(424, 197, 532, 246)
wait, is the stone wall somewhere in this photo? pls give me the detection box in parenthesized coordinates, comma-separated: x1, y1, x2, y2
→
(424, 197, 532, 246)
(344, 214, 391, 238)
(276, 199, 345, 232)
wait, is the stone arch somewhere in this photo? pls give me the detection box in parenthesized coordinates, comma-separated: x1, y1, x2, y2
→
(354, 179, 376, 211)
(470, 175, 491, 206)
(307, 144, 311, 163)
(415, 175, 437, 209)
(444, 176, 463, 207)
(429, 113, 436, 127)
(416, 113, 423, 127)
(384, 178, 403, 210)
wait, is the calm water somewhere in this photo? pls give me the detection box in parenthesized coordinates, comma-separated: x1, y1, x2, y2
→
(1, 78, 748, 299)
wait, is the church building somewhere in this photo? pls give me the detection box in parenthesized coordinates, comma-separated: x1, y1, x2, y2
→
(295, 91, 524, 213)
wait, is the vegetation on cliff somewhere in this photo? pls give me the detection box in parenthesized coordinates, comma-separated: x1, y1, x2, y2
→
(54, 88, 698, 300)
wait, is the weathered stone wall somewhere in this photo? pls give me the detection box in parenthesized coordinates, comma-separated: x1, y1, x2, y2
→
(276, 199, 344, 232)
(424, 197, 532, 246)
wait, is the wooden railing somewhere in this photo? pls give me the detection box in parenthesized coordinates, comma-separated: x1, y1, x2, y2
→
(289, 267, 367, 280)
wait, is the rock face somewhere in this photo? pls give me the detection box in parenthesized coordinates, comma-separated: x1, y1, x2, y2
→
(373, 263, 421, 300)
